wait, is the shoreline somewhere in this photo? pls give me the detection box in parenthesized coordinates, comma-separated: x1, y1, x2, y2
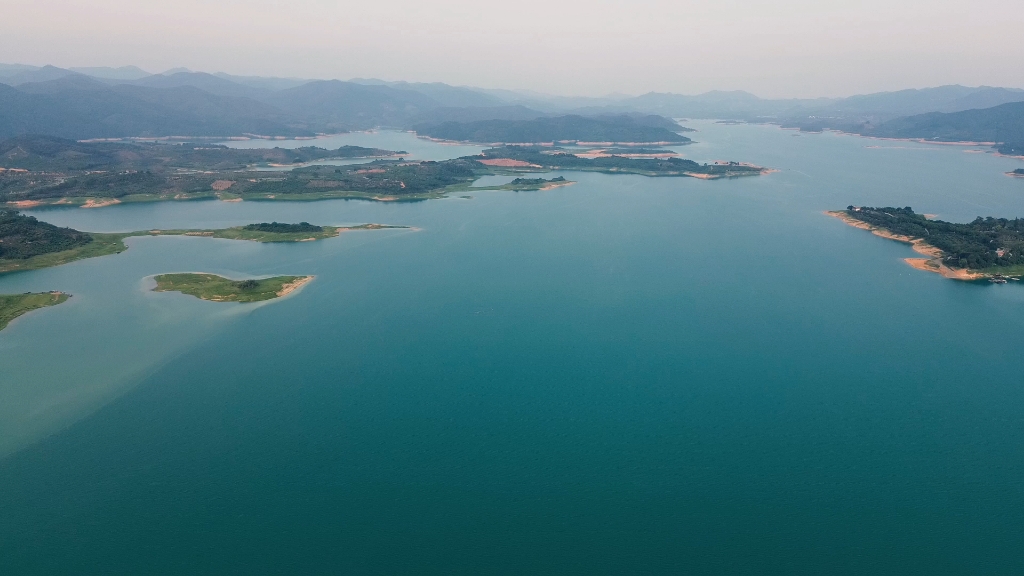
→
(418, 134, 690, 147)
(825, 211, 984, 280)
(539, 181, 577, 191)
(277, 276, 315, 298)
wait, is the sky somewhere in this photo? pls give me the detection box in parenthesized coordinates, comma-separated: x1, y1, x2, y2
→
(2, 0, 1023, 98)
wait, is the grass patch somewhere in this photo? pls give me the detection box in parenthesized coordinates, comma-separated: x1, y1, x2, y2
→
(977, 264, 1024, 277)
(0, 233, 130, 274)
(1, 223, 405, 275)
(152, 273, 311, 302)
(0, 292, 69, 331)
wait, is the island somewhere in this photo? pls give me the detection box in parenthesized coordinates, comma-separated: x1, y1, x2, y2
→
(0, 291, 69, 332)
(829, 206, 1024, 281)
(498, 177, 575, 191)
(152, 273, 313, 302)
(0, 209, 405, 274)
(1008, 168, 1024, 178)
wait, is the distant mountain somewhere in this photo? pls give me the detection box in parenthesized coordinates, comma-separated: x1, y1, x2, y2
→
(567, 86, 1024, 126)
(0, 65, 80, 86)
(350, 79, 504, 108)
(129, 72, 270, 99)
(413, 114, 690, 144)
(68, 66, 151, 80)
(0, 63, 40, 77)
(0, 78, 309, 139)
(212, 73, 310, 92)
(591, 113, 691, 132)
(865, 101, 1024, 154)
(827, 85, 1024, 116)
(262, 80, 443, 130)
(407, 105, 547, 125)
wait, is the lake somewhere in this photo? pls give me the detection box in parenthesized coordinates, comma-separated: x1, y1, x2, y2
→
(2, 123, 1023, 574)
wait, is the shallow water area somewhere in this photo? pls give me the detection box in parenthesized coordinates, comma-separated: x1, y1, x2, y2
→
(3, 122, 1024, 574)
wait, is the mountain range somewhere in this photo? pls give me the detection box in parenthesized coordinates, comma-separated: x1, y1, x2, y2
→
(1, 63, 1023, 145)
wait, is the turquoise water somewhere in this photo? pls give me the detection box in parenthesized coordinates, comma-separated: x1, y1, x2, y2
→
(2, 124, 1024, 574)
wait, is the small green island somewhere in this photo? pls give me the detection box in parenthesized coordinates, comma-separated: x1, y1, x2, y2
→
(1008, 168, 1024, 178)
(0, 209, 404, 274)
(829, 206, 1024, 281)
(500, 177, 575, 191)
(0, 291, 69, 331)
(152, 273, 313, 302)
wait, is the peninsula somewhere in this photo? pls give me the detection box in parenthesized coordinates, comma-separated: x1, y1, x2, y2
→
(152, 273, 313, 302)
(829, 206, 1024, 280)
(413, 114, 692, 145)
(0, 135, 406, 207)
(0, 210, 403, 274)
(3, 134, 772, 207)
(0, 291, 69, 332)
(475, 146, 768, 179)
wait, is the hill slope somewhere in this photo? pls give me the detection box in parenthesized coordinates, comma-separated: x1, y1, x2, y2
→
(0, 79, 308, 139)
(866, 101, 1024, 154)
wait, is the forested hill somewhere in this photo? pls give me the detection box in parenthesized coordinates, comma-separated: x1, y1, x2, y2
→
(841, 206, 1024, 270)
(0, 210, 93, 260)
(413, 115, 691, 144)
(864, 101, 1024, 155)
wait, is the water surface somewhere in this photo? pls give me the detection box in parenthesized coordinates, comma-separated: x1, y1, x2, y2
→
(2, 122, 1024, 574)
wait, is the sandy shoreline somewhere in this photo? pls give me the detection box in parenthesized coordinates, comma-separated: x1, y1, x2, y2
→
(539, 181, 576, 191)
(277, 276, 315, 297)
(825, 211, 984, 280)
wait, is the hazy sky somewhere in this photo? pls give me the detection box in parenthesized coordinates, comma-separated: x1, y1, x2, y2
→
(3, 0, 1023, 98)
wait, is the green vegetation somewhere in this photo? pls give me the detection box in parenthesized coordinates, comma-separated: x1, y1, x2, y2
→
(0, 135, 405, 205)
(0, 212, 404, 274)
(495, 176, 573, 191)
(0, 291, 69, 331)
(476, 146, 766, 178)
(243, 222, 323, 233)
(2, 133, 769, 206)
(841, 206, 1024, 273)
(0, 209, 93, 260)
(0, 232, 131, 274)
(0, 135, 401, 172)
(598, 147, 677, 156)
(1012, 169, 1024, 176)
(413, 114, 690, 145)
(150, 223, 404, 242)
(152, 273, 311, 302)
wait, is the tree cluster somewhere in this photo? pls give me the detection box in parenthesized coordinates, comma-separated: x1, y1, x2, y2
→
(243, 222, 323, 233)
(0, 209, 93, 259)
(844, 206, 1024, 270)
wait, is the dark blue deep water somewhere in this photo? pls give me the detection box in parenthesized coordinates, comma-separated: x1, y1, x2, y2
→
(2, 124, 1023, 574)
